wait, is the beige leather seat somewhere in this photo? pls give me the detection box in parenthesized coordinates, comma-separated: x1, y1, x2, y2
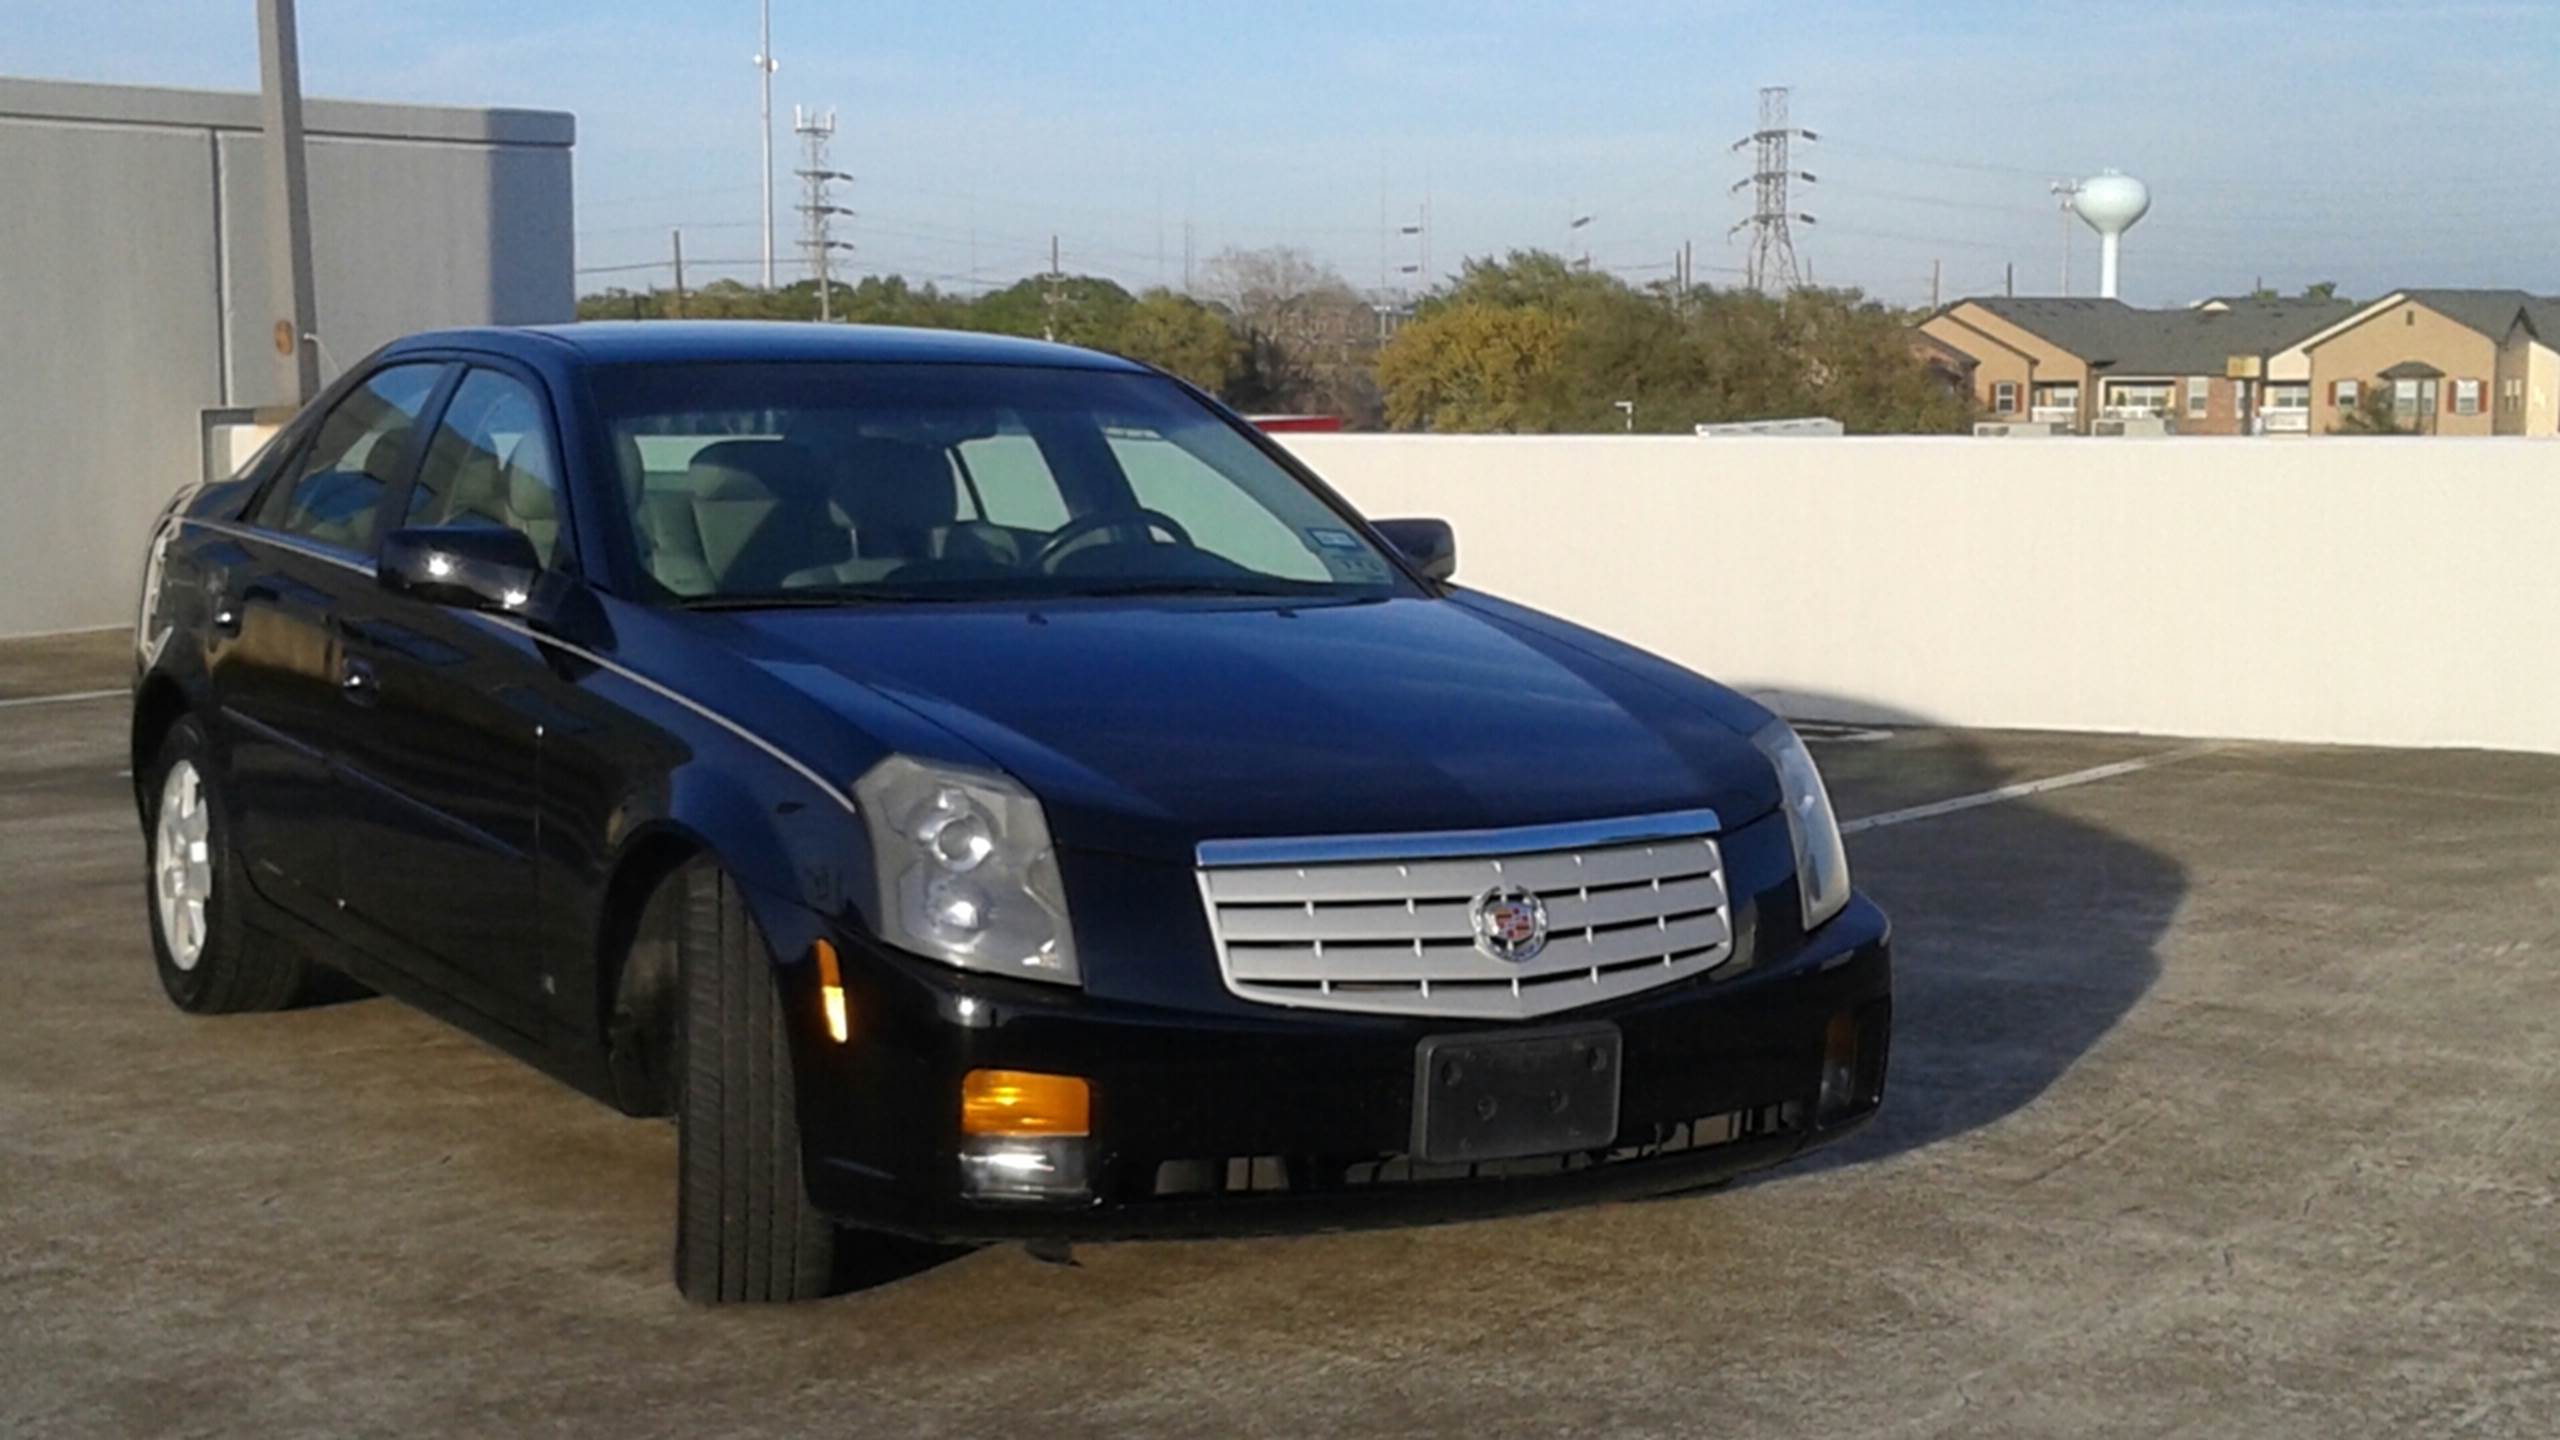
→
(679, 440, 843, 591)
(785, 437, 977, 587)
(508, 453, 559, 562)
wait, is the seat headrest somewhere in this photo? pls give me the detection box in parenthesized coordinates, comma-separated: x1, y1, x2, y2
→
(687, 439, 823, 504)
(838, 436, 958, 537)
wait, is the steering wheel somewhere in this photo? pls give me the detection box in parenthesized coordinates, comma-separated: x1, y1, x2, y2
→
(1033, 507, 1197, 571)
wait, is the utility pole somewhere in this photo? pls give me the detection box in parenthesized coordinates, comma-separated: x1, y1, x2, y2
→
(793, 107, 854, 321)
(754, 0, 778, 289)
(2050, 179, 2080, 296)
(255, 0, 320, 405)
(1567, 208, 1594, 270)
(1728, 85, 1816, 296)
(1044, 235, 1061, 342)
(671, 230, 687, 317)
(2005, 261, 2015, 297)
(1930, 258, 1942, 309)
(1398, 207, 1428, 292)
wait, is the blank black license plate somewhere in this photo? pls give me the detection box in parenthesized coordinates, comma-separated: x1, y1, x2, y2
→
(1411, 1023, 1623, 1164)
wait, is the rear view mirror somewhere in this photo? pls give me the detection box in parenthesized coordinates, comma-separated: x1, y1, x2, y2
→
(380, 525, 543, 614)
(1372, 518, 1456, 582)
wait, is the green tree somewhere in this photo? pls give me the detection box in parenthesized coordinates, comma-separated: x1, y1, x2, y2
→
(1114, 289, 1239, 390)
(1375, 301, 1570, 431)
(1374, 252, 1972, 435)
(2331, 384, 2413, 435)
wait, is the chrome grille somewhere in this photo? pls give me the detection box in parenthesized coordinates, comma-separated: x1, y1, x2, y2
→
(1195, 810, 1733, 1020)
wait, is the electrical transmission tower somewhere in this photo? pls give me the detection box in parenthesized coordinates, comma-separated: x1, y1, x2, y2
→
(1728, 86, 1818, 295)
(792, 107, 856, 321)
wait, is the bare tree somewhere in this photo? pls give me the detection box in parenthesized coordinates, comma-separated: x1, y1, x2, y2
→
(1198, 246, 1381, 422)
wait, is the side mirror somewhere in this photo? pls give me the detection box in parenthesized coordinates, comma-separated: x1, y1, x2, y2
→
(380, 525, 543, 614)
(1372, 517, 1456, 583)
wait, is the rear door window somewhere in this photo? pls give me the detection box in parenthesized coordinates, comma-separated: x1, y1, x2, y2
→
(256, 364, 446, 553)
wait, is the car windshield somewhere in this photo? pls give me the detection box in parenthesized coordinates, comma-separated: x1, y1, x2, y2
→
(592, 361, 1406, 605)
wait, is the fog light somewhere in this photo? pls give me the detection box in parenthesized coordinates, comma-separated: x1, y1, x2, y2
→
(1817, 1010, 1861, 1124)
(962, 1068, 1090, 1137)
(959, 1136, 1093, 1204)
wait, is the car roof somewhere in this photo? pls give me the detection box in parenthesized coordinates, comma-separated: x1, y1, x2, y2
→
(385, 320, 1153, 373)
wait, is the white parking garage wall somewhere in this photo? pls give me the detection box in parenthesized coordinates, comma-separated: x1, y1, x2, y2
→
(1281, 435, 2560, 754)
(0, 78, 574, 638)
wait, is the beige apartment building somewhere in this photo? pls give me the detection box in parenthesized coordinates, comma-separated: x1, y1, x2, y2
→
(1919, 295, 2353, 435)
(1922, 289, 2559, 436)
(2300, 290, 2560, 436)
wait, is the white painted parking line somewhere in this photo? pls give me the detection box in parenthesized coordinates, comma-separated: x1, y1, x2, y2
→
(0, 688, 124, 711)
(1840, 743, 2224, 835)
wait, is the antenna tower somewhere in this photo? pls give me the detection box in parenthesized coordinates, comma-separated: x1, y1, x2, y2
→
(1728, 86, 1817, 295)
(793, 107, 856, 321)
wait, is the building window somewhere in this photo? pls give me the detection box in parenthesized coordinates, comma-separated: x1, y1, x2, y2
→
(2504, 378, 2526, 413)
(2334, 379, 2359, 410)
(2453, 378, 2482, 416)
(2103, 381, 2174, 417)
(1993, 380, 2019, 414)
(2186, 381, 2211, 418)
(2265, 384, 2310, 411)
(2393, 378, 2423, 413)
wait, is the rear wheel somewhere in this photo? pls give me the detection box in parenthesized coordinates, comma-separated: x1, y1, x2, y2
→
(672, 861, 841, 1303)
(144, 717, 308, 1013)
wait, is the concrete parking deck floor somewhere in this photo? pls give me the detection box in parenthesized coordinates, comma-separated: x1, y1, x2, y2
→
(5, 631, 2557, 1438)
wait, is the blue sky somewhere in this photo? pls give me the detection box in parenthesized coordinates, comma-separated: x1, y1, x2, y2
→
(13, 1, 2557, 305)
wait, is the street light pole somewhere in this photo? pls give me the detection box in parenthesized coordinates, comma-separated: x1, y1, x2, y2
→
(755, 0, 778, 289)
(254, 0, 320, 406)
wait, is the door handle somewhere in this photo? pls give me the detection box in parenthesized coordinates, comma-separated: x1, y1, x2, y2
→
(339, 656, 379, 707)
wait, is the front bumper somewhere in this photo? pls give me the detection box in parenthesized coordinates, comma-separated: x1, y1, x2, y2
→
(784, 892, 1891, 1244)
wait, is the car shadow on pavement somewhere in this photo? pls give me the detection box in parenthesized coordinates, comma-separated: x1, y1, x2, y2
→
(1755, 694, 2188, 1177)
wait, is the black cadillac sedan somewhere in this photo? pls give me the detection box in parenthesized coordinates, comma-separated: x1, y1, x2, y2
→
(131, 322, 1890, 1303)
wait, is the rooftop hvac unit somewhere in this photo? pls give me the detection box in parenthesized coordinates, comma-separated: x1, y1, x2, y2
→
(2091, 417, 2176, 438)
(1971, 421, 2071, 438)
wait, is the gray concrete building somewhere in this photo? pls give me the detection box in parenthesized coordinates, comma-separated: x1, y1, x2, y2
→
(0, 77, 575, 637)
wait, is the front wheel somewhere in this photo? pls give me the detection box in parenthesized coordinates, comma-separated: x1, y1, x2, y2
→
(144, 717, 308, 1013)
(672, 861, 841, 1303)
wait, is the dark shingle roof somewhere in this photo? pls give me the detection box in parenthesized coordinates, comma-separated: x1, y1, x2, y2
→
(2379, 359, 2445, 379)
(1957, 295, 2357, 374)
(2398, 289, 2539, 341)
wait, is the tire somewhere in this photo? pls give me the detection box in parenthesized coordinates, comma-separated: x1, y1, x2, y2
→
(143, 716, 309, 1013)
(672, 861, 840, 1303)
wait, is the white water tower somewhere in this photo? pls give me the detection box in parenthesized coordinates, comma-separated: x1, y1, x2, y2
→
(2072, 170, 2151, 299)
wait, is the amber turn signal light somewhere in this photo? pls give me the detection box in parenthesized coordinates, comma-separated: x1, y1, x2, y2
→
(961, 1068, 1091, 1137)
(813, 940, 850, 1044)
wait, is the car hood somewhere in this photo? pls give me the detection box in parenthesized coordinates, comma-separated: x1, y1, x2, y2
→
(722, 594, 1779, 862)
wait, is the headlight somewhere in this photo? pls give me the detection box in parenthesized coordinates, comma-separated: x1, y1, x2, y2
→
(853, 755, 1080, 986)
(1751, 719, 1851, 932)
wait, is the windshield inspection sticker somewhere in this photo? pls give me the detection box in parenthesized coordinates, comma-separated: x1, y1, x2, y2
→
(1307, 527, 1365, 552)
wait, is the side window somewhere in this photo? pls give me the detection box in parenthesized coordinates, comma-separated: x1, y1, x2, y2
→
(955, 430, 1070, 532)
(256, 364, 444, 551)
(407, 370, 569, 567)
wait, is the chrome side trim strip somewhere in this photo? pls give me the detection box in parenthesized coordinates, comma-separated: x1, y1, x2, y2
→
(1195, 807, 1722, 869)
(182, 516, 371, 576)
(474, 613, 859, 819)
(179, 517, 857, 819)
